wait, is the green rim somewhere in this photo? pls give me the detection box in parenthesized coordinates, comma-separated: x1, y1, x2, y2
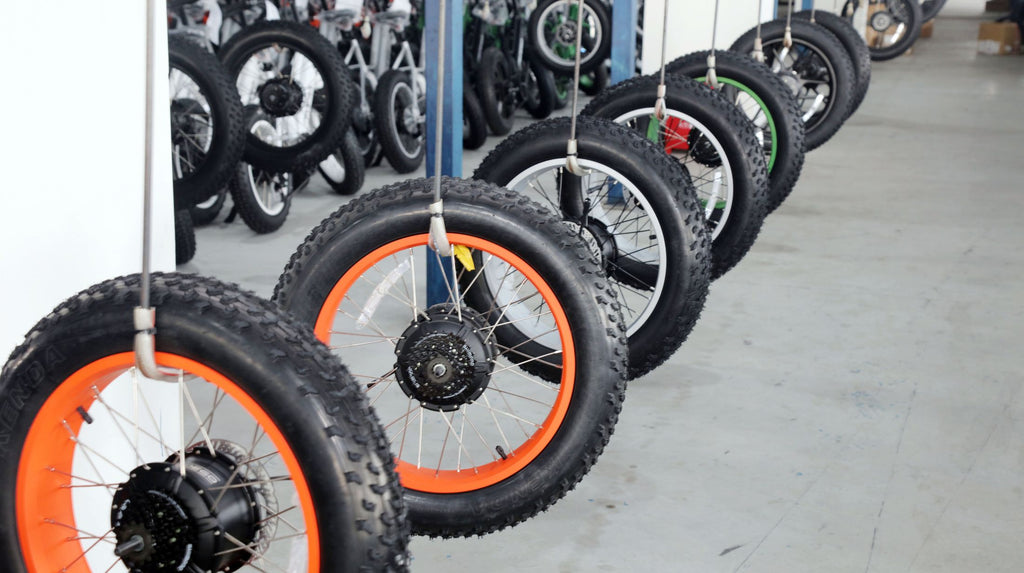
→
(697, 76, 778, 172)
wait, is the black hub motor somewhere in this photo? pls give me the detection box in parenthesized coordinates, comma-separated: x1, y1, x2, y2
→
(111, 442, 271, 572)
(258, 77, 305, 118)
(395, 303, 497, 411)
(560, 173, 659, 292)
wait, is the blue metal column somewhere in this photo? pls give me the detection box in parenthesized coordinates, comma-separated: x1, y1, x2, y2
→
(610, 0, 638, 85)
(424, 0, 463, 305)
(424, 0, 463, 178)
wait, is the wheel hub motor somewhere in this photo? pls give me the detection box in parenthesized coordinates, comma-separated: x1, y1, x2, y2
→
(258, 78, 305, 117)
(870, 11, 894, 32)
(395, 304, 496, 411)
(557, 20, 578, 44)
(111, 443, 265, 572)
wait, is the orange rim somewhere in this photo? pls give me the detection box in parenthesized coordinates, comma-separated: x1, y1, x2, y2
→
(314, 233, 576, 494)
(15, 352, 321, 573)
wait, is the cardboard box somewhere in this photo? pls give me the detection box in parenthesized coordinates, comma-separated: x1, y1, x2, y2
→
(920, 20, 934, 39)
(977, 22, 1021, 55)
(985, 0, 1011, 12)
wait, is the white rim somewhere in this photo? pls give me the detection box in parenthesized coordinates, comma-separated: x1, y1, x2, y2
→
(612, 107, 735, 242)
(505, 157, 668, 337)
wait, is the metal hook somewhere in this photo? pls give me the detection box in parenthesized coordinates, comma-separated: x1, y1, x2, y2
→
(565, 0, 591, 176)
(428, 198, 453, 256)
(565, 139, 591, 176)
(135, 0, 178, 383)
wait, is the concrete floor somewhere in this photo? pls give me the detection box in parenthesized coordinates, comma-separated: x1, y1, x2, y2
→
(185, 12, 1024, 573)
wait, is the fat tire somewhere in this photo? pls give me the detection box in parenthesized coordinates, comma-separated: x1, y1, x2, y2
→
(730, 19, 856, 150)
(921, 0, 948, 21)
(174, 208, 197, 265)
(580, 64, 609, 96)
(793, 10, 872, 117)
(373, 70, 424, 174)
(228, 162, 293, 233)
(527, 0, 611, 74)
(319, 130, 366, 196)
(853, 0, 924, 61)
(351, 73, 382, 166)
(553, 74, 571, 110)
(523, 57, 557, 119)
(463, 87, 489, 150)
(219, 20, 354, 173)
(168, 36, 245, 207)
(474, 116, 712, 378)
(582, 75, 770, 279)
(190, 188, 227, 225)
(0, 273, 409, 571)
(476, 47, 517, 136)
(273, 177, 629, 537)
(666, 49, 807, 212)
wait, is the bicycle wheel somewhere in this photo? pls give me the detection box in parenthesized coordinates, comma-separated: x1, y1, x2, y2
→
(273, 177, 628, 536)
(527, 0, 611, 74)
(476, 47, 517, 136)
(842, 0, 923, 61)
(731, 19, 856, 150)
(318, 130, 366, 196)
(228, 162, 293, 233)
(582, 75, 770, 279)
(0, 273, 409, 572)
(666, 50, 807, 213)
(168, 36, 245, 208)
(474, 115, 712, 379)
(793, 10, 872, 117)
(219, 20, 354, 173)
(373, 70, 425, 174)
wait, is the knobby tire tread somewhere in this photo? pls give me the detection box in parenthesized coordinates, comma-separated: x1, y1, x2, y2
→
(0, 273, 409, 571)
(274, 177, 629, 537)
(665, 49, 807, 212)
(474, 116, 713, 378)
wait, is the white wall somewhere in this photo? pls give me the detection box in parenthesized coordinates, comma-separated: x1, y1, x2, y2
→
(0, 0, 175, 358)
(642, 0, 776, 74)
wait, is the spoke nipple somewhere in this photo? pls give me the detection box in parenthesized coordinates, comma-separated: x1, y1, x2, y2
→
(76, 406, 94, 425)
(196, 490, 203, 495)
